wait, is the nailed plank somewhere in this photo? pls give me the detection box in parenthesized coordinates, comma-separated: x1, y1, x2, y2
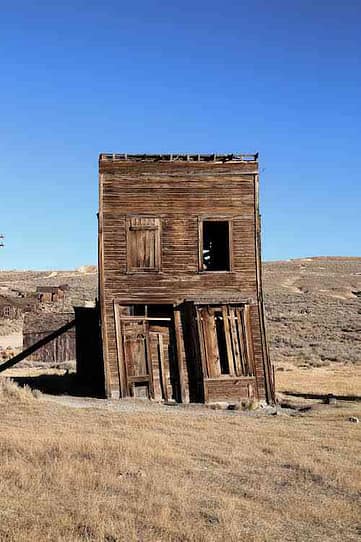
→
(228, 307, 242, 377)
(157, 332, 168, 402)
(235, 307, 247, 376)
(222, 306, 235, 376)
(174, 309, 186, 403)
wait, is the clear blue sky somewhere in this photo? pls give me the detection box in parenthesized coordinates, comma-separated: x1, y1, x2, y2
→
(1, 0, 360, 269)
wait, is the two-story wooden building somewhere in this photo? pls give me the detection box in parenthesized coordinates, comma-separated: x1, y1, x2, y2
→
(98, 153, 274, 404)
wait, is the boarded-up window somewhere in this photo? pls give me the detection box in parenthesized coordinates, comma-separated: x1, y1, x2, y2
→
(126, 217, 161, 272)
(197, 304, 255, 378)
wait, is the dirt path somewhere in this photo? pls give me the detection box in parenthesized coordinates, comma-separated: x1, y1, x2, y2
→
(281, 275, 302, 294)
(0, 332, 22, 349)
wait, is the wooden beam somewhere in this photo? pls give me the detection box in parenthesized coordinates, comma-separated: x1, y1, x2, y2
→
(157, 333, 168, 402)
(173, 310, 186, 403)
(222, 306, 235, 376)
(113, 304, 128, 398)
(0, 320, 75, 373)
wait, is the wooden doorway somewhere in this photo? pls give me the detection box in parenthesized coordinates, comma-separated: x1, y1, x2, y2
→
(120, 319, 154, 398)
(115, 305, 177, 401)
(196, 304, 255, 379)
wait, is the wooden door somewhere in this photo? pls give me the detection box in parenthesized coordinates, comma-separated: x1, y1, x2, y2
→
(197, 307, 221, 378)
(121, 320, 154, 398)
(119, 318, 173, 400)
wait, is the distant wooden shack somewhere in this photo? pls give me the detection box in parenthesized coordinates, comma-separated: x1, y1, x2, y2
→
(98, 153, 275, 403)
(0, 294, 37, 319)
(23, 313, 75, 363)
(36, 285, 69, 303)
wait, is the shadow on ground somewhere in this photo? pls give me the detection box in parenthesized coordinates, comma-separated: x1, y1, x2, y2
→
(283, 391, 361, 402)
(13, 373, 104, 398)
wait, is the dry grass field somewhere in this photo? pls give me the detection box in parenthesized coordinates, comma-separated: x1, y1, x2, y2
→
(0, 257, 361, 541)
(264, 257, 361, 368)
(0, 373, 360, 542)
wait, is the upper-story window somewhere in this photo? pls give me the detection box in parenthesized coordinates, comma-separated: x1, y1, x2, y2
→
(199, 219, 231, 272)
(126, 216, 161, 272)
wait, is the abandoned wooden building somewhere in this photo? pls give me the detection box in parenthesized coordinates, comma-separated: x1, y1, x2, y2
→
(0, 293, 37, 320)
(36, 285, 69, 303)
(98, 153, 274, 404)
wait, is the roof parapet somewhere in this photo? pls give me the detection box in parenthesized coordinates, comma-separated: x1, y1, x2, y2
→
(99, 153, 258, 163)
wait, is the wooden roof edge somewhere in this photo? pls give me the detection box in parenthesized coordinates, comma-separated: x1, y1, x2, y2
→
(36, 285, 69, 293)
(99, 152, 259, 163)
(184, 296, 257, 305)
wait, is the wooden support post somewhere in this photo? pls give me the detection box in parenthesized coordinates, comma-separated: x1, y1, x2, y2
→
(174, 310, 186, 403)
(195, 308, 209, 403)
(114, 304, 128, 398)
(222, 306, 235, 376)
(144, 321, 155, 399)
(157, 333, 168, 402)
(235, 307, 247, 375)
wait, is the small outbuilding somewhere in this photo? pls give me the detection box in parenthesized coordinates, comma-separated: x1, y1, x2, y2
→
(36, 285, 69, 303)
(0, 294, 37, 319)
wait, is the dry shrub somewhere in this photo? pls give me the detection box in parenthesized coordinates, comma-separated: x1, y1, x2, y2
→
(240, 398, 259, 410)
(0, 377, 40, 402)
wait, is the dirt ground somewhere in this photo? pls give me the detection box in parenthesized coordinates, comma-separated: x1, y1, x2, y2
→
(1, 255, 361, 542)
(0, 366, 360, 542)
(0, 332, 22, 350)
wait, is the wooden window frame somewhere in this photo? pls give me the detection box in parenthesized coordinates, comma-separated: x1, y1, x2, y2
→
(196, 304, 255, 379)
(198, 217, 233, 273)
(126, 216, 161, 273)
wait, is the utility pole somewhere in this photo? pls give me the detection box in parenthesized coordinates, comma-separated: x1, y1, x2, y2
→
(0, 234, 4, 248)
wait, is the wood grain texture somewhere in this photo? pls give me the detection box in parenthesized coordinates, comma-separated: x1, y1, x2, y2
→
(98, 156, 274, 403)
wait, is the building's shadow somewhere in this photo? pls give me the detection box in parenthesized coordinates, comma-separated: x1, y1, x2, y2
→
(283, 390, 361, 402)
(13, 373, 105, 398)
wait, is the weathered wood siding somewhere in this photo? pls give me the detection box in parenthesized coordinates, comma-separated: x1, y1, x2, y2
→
(99, 158, 273, 402)
(23, 313, 76, 364)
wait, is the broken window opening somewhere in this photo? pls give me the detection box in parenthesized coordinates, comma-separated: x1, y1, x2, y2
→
(202, 221, 230, 271)
(128, 304, 172, 321)
(129, 304, 147, 317)
(147, 305, 173, 318)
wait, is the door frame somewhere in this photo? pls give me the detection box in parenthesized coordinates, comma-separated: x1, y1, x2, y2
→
(114, 303, 177, 400)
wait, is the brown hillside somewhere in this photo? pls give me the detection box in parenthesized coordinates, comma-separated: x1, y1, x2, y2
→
(1, 257, 361, 366)
(264, 257, 361, 367)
